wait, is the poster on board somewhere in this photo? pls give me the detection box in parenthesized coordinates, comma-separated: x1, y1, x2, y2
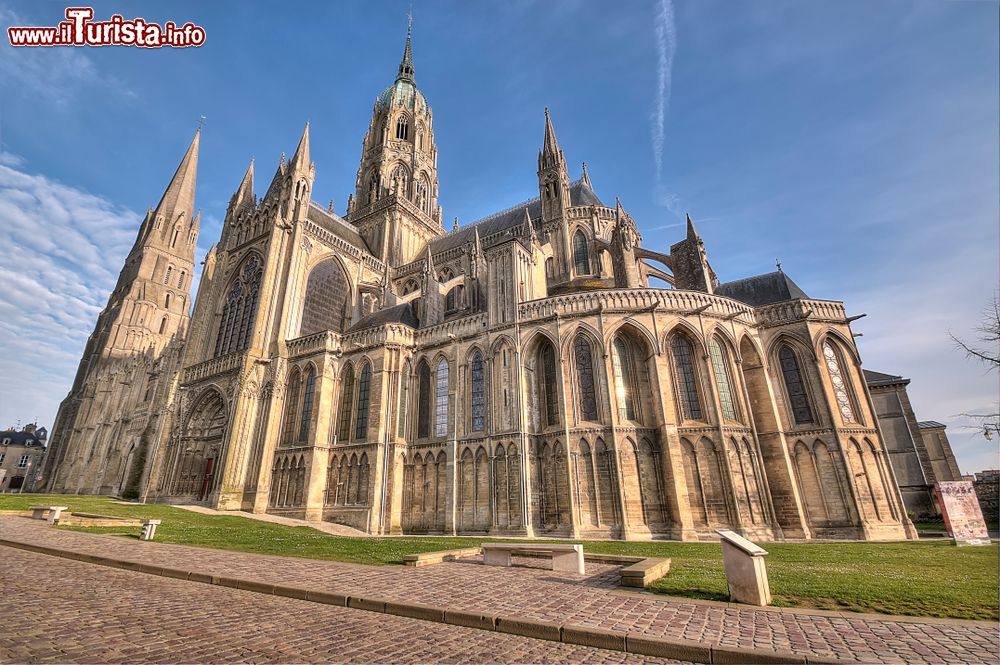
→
(936, 481, 990, 546)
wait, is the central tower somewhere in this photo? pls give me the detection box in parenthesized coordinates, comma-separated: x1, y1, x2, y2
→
(348, 21, 443, 266)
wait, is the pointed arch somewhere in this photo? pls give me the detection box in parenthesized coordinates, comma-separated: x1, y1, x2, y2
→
(281, 367, 302, 446)
(416, 359, 431, 438)
(214, 253, 263, 357)
(669, 332, 704, 421)
(434, 357, 449, 437)
(777, 342, 815, 425)
(469, 349, 486, 432)
(300, 256, 352, 335)
(573, 333, 600, 422)
(821, 337, 861, 425)
(573, 229, 591, 276)
(709, 336, 740, 422)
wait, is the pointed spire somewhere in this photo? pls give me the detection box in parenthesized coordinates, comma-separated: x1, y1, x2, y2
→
(232, 159, 255, 211)
(423, 244, 437, 280)
(473, 226, 483, 256)
(581, 162, 591, 188)
(522, 207, 536, 243)
(154, 128, 200, 222)
(615, 196, 626, 219)
(686, 213, 700, 241)
(290, 122, 310, 172)
(397, 14, 415, 82)
(542, 107, 561, 157)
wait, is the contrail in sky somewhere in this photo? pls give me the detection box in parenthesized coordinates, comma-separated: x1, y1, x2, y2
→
(652, 0, 676, 182)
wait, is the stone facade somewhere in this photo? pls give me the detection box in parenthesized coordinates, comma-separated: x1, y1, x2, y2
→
(0, 424, 47, 492)
(45, 29, 916, 541)
(971, 470, 999, 524)
(864, 370, 963, 518)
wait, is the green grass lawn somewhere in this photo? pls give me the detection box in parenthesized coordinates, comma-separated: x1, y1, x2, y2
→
(2, 494, 997, 620)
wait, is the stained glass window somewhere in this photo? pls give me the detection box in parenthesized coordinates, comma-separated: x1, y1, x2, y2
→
(823, 342, 857, 423)
(338, 365, 355, 441)
(397, 364, 409, 438)
(574, 335, 598, 421)
(355, 363, 372, 439)
(671, 335, 702, 420)
(710, 339, 738, 421)
(573, 231, 590, 276)
(435, 359, 449, 437)
(417, 361, 431, 438)
(470, 352, 485, 432)
(281, 368, 301, 445)
(612, 337, 637, 420)
(298, 366, 316, 442)
(539, 341, 560, 427)
(779, 345, 814, 425)
(215, 255, 262, 357)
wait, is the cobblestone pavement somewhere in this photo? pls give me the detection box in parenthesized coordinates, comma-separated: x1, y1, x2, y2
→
(0, 548, 678, 664)
(2, 517, 997, 664)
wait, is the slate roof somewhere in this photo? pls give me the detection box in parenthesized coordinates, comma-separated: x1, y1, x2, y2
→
(427, 179, 604, 255)
(715, 271, 810, 306)
(918, 420, 947, 429)
(863, 369, 909, 386)
(347, 303, 418, 333)
(308, 202, 370, 253)
(0, 430, 46, 448)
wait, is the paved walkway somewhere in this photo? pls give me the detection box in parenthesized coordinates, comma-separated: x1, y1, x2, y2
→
(0, 547, 674, 664)
(174, 504, 370, 537)
(2, 517, 997, 664)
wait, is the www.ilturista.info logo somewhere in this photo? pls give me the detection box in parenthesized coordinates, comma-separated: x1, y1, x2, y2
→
(7, 7, 205, 48)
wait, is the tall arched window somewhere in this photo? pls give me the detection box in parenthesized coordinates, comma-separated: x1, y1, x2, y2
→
(670, 334, 703, 421)
(823, 341, 858, 423)
(355, 363, 372, 439)
(397, 363, 410, 438)
(214, 255, 263, 357)
(281, 368, 301, 446)
(573, 231, 590, 276)
(710, 338, 738, 421)
(337, 365, 355, 441)
(779, 345, 814, 425)
(164, 293, 172, 309)
(158, 316, 168, 335)
(434, 359, 449, 437)
(470, 351, 486, 432)
(396, 115, 409, 140)
(417, 361, 431, 438)
(170, 226, 180, 248)
(300, 258, 351, 335)
(298, 366, 316, 442)
(612, 337, 637, 420)
(164, 265, 174, 285)
(574, 335, 598, 421)
(539, 341, 560, 427)
(177, 270, 186, 289)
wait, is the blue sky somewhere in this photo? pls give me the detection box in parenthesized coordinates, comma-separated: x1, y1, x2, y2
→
(0, 0, 996, 473)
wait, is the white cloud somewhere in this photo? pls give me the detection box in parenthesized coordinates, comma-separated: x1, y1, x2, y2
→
(0, 161, 138, 429)
(651, 0, 676, 182)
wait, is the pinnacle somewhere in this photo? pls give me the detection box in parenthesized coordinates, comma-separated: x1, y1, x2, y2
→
(542, 107, 561, 156)
(290, 122, 310, 171)
(153, 128, 199, 224)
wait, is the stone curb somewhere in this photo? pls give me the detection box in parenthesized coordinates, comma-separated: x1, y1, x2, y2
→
(0, 537, 874, 665)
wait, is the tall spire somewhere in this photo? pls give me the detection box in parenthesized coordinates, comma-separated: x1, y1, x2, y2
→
(232, 159, 255, 213)
(154, 128, 200, 222)
(542, 107, 561, 157)
(397, 14, 415, 82)
(290, 121, 310, 172)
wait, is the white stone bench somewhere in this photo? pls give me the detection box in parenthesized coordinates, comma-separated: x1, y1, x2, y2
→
(482, 543, 585, 574)
(29, 506, 68, 523)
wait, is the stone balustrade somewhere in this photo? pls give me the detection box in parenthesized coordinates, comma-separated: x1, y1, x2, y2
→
(182, 352, 244, 383)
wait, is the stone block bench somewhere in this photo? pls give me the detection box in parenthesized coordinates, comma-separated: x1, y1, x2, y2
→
(402, 547, 481, 567)
(29, 506, 68, 523)
(482, 542, 584, 574)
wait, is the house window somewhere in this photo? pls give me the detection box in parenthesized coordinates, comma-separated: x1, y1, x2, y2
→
(355, 363, 372, 439)
(710, 338, 738, 421)
(574, 335, 598, 421)
(573, 231, 590, 276)
(17, 454, 29, 468)
(823, 341, 857, 423)
(670, 335, 703, 420)
(470, 351, 486, 432)
(0, 453, 5, 465)
(434, 359, 449, 437)
(779, 345, 814, 425)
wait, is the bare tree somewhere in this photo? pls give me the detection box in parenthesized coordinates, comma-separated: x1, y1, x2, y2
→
(952, 294, 1000, 440)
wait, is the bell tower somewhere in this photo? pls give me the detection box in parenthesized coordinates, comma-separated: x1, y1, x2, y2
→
(348, 19, 443, 267)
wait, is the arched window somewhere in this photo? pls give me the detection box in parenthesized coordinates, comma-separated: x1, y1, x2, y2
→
(337, 365, 355, 441)
(298, 366, 316, 442)
(165, 293, 172, 309)
(170, 226, 180, 248)
(281, 368, 301, 446)
(300, 258, 351, 335)
(434, 359, 449, 437)
(574, 335, 598, 421)
(779, 344, 814, 425)
(573, 231, 590, 276)
(445, 285, 463, 312)
(417, 361, 431, 438)
(415, 177, 430, 214)
(470, 351, 486, 432)
(367, 170, 380, 204)
(823, 341, 858, 423)
(396, 115, 409, 140)
(397, 363, 410, 438)
(177, 270, 186, 289)
(710, 338, 738, 421)
(539, 340, 560, 427)
(214, 255, 263, 357)
(670, 334, 703, 420)
(164, 265, 174, 285)
(355, 363, 372, 439)
(612, 337, 637, 420)
(158, 316, 168, 335)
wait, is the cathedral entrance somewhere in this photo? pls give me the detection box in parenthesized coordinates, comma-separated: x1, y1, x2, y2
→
(166, 389, 228, 501)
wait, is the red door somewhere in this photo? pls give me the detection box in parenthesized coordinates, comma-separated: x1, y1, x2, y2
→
(199, 458, 215, 501)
